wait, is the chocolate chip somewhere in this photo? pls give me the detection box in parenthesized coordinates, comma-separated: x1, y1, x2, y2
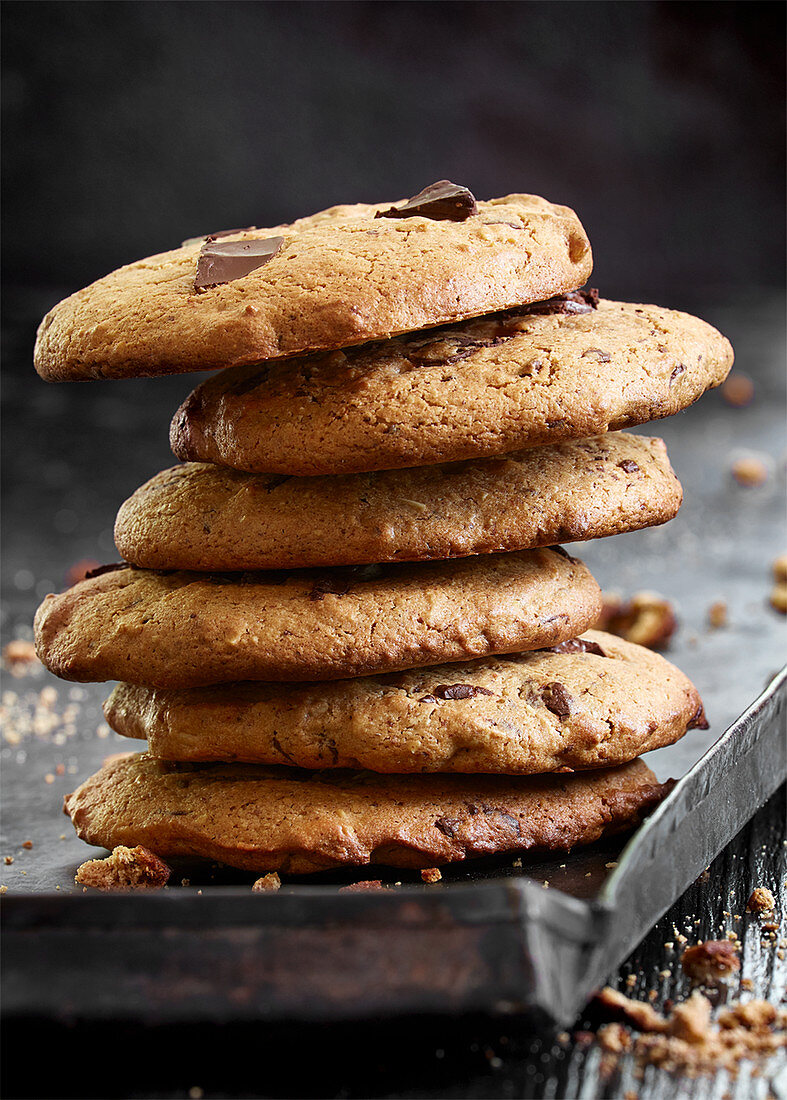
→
(547, 638, 607, 657)
(420, 684, 495, 702)
(540, 682, 572, 718)
(434, 817, 462, 838)
(581, 348, 611, 362)
(514, 289, 600, 317)
(194, 236, 284, 291)
(81, 563, 130, 582)
(182, 226, 257, 248)
(375, 180, 478, 222)
(617, 459, 640, 474)
(670, 363, 687, 382)
(688, 702, 710, 730)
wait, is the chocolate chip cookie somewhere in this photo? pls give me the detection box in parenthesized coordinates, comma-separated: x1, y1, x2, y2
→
(63, 753, 671, 873)
(34, 550, 600, 688)
(115, 433, 682, 571)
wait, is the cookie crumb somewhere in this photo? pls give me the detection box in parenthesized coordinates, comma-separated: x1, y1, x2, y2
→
(681, 940, 740, 984)
(721, 373, 754, 407)
(188, 1089, 204, 1100)
(731, 455, 768, 487)
(3, 857, 13, 865)
(252, 872, 281, 892)
(598, 1023, 631, 1053)
(21, 840, 33, 850)
(75, 845, 171, 891)
(747, 886, 776, 914)
(338, 879, 384, 892)
(594, 591, 676, 650)
(707, 601, 727, 629)
(421, 867, 442, 883)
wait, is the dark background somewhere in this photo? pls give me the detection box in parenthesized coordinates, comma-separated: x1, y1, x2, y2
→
(2, 0, 786, 621)
(2, 0, 785, 300)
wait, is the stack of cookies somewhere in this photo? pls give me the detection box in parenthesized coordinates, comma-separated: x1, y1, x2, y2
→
(33, 182, 733, 879)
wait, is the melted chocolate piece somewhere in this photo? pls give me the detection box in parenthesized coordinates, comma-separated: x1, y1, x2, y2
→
(617, 459, 640, 474)
(182, 226, 257, 248)
(540, 682, 572, 718)
(81, 563, 130, 582)
(688, 702, 710, 730)
(434, 816, 462, 838)
(375, 180, 478, 222)
(194, 236, 284, 291)
(420, 683, 495, 703)
(547, 638, 607, 658)
(516, 288, 599, 317)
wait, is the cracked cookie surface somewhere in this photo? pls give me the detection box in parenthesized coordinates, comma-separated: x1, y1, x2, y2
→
(64, 753, 669, 872)
(105, 631, 706, 774)
(34, 549, 600, 688)
(34, 193, 591, 381)
(170, 299, 732, 475)
(116, 433, 682, 571)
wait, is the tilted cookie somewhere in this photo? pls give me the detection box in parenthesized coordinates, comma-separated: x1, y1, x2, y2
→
(64, 753, 670, 873)
(116, 433, 682, 572)
(106, 631, 707, 774)
(34, 549, 600, 688)
(33, 187, 592, 381)
(171, 298, 732, 476)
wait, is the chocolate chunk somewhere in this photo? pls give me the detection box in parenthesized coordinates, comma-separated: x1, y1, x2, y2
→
(540, 682, 572, 718)
(420, 684, 495, 703)
(547, 638, 607, 657)
(582, 348, 611, 362)
(82, 563, 130, 582)
(617, 459, 640, 474)
(688, 702, 710, 730)
(515, 289, 600, 317)
(182, 226, 257, 248)
(434, 816, 462, 838)
(194, 236, 284, 291)
(375, 180, 478, 222)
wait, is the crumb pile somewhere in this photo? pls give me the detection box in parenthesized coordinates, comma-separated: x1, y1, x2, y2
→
(32, 181, 733, 879)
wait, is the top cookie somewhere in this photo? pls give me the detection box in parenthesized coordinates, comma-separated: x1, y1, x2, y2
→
(33, 188, 592, 381)
(170, 299, 733, 476)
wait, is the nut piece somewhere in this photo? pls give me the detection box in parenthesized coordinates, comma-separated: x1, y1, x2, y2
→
(252, 872, 281, 892)
(2, 640, 40, 669)
(731, 456, 768, 487)
(681, 940, 740, 985)
(75, 845, 171, 891)
(421, 867, 442, 883)
(668, 991, 712, 1044)
(707, 600, 728, 629)
(595, 591, 677, 650)
(747, 886, 776, 914)
(721, 374, 754, 407)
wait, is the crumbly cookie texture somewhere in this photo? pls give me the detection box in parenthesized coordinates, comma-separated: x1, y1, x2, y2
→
(74, 845, 171, 890)
(116, 433, 682, 572)
(170, 299, 732, 476)
(105, 631, 707, 774)
(34, 549, 600, 688)
(33, 193, 592, 381)
(63, 754, 669, 873)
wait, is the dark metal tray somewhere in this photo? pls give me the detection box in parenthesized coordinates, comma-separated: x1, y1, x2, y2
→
(2, 668, 784, 1027)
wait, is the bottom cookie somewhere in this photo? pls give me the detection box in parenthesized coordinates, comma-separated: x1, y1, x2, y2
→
(64, 754, 671, 874)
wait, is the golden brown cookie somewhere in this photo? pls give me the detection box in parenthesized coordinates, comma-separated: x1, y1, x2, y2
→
(63, 753, 670, 873)
(105, 631, 707, 774)
(34, 550, 600, 688)
(116, 433, 682, 572)
(34, 190, 592, 381)
(170, 298, 732, 476)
